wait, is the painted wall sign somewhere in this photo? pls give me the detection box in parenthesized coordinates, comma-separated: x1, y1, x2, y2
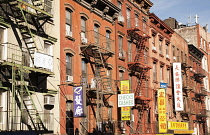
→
(173, 63, 184, 111)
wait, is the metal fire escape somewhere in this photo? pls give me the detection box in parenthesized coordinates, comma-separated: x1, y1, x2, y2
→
(0, 0, 54, 133)
(127, 27, 152, 134)
(80, 30, 115, 134)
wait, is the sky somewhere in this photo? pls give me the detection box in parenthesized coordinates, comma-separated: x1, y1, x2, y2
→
(150, 0, 210, 31)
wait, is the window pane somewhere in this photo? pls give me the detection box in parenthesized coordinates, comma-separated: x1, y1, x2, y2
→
(66, 54, 72, 76)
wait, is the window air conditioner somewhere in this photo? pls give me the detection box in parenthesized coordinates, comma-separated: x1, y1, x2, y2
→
(66, 75, 73, 82)
(173, 56, 177, 60)
(166, 54, 170, 58)
(44, 96, 55, 105)
(81, 38, 88, 43)
(118, 15, 125, 23)
(152, 46, 156, 51)
(66, 30, 72, 37)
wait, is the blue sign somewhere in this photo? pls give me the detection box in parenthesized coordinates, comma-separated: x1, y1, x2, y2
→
(73, 86, 84, 117)
(160, 82, 168, 88)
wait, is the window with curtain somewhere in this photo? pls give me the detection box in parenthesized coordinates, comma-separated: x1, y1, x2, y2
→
(81, 17, 87, 38)
(106, 30, 111, 50)
(94, 24, 100, 44)
(118, 36, 123, 56)
(66, 9, 72, 36)
(128, 41, 132, 62)
(66, 53, 73, 80)
(126, 8, 131, 28)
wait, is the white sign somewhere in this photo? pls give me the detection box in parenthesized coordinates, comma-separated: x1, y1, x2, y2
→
(34, 52, 53, 71)
(118, 93, 135, 107)
(173, 63, 184, 111)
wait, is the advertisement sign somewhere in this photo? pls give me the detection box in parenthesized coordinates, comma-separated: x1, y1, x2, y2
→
(118, 93, 134, 107)
(174, 130, 194, 134)
(160, 82, 168, 88)
(73, 86, 84, 117)
(120, 80, 130, 121)
(34, 52, 53, 71)
(168, 121, 188, 129)
(173, 63, 184, 111)
(158, 88, 167, 133)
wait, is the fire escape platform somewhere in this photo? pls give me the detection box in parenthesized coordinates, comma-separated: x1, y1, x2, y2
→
(80, 44, 115, 56)
(4, 0, 53, 18)
(0, 61, 54, 75)
(135, 96, 151, 101)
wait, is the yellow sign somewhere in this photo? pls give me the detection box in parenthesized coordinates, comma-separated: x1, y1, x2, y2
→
(168, 121, 188, 130)
(158, 88, 167, 133)
(120, 80, 130, 120)
(174, 130, 194, 134)
(156, 134, 174, 135)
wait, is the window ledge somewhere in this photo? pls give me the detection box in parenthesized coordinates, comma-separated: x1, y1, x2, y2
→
(152, 49, 157, 53)
(159, 54, 164, 57)
(66, 35, 75, 41)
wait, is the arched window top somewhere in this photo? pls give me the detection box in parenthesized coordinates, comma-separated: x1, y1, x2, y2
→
(64, 3, 75, 11)
(80, 12, 89, 20)
(64, 48, 76, 55)
(93, 20, 101, 27)
(105, 27, 113, 33)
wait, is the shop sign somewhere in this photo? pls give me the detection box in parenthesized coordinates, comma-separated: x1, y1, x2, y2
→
(158, 88, 167, 133)
(168, 121, 188, 130)
(118, 93, 134, 107)
(174, 130, 194, 134)
(173, 63, 184, 111)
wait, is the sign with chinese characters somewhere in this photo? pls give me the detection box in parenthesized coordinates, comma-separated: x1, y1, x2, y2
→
(173, 63, 184, 111)
(160, 82, 168, 88)
(120, 80, 130, 121)
(168, 121, 188, 130)
(158, 88, 167, 133)
(34, 52, 53, 71)
(118, 93, 134, 107)
(73, 86, 84, 117)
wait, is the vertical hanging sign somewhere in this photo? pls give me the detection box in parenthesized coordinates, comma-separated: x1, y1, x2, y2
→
(74, 86, 84, 117)
(120, 80, 130, 121)
(173, 63, 184, 111)
(158, 88, 167, 133)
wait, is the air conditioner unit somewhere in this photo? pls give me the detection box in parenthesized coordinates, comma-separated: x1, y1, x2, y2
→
(66, 75, 73, 82)
(66, 30, 72, 37)
(118, 15, 124, 23)
(166, 54, 170, 58)
(44, 95, 55, 105)
(131, 114, 134, 122)
(173, 56, 177, 60)
(152, 46, 156, 51)
(81, 38, 88, 43)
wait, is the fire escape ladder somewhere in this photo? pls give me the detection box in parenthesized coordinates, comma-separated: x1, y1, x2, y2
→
(10, 54, 47, 132)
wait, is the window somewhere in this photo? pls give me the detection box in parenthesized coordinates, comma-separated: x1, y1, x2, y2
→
(144, 50, 148, 64)
(142, 18, 147, 32)
(44, 42, 52, 55)
(81, 17, 87, 38)
(0, 92, 3, 123)
(119, 71, 124, 80)
(44, 0, 52, 13)
(166, 69, 170, 85)
(126, 8, 131, 28)
(94, 24, 100, 44)
(160, 66, 163, 82)
(81, 59, 88, 86)
(172, 45, 175, 56)
(152, 35, 155, 47)
(166, 44, 169, 55)
(66, 100, 74, 134)
(118, 36, 123, 57)
(128, 41, 132, 62)
(153, 63, 157, 81)
(135, 14, 139, 27)
(66, 53, 73, 80)
(118, 1, 122, 15)
(0, 27, 5, 59)
(66, 9, 72, 36)
(106, 30, 111, 50)
(159, 39, 162, 54)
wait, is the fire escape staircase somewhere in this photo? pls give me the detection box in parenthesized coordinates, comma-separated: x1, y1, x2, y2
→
(127, 28, 152, 134)
(80, 39, 115, 133)
(0, 0, 53, 64)
(10, 54, 49, 133)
